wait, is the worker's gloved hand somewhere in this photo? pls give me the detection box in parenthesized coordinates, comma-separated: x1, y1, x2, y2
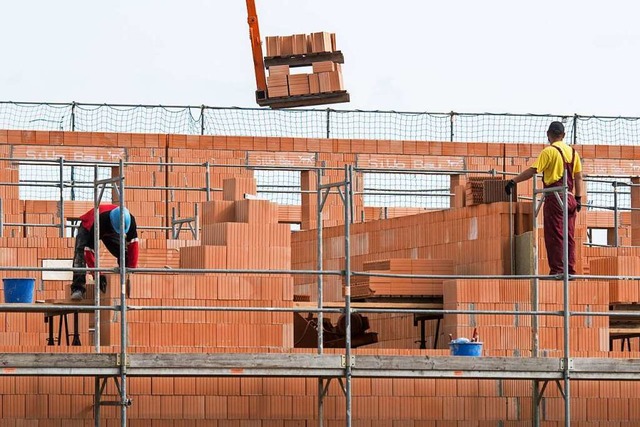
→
(99, 275, 107, 294)
(576, 196, 582, 212)
(504, 180, 516, 196)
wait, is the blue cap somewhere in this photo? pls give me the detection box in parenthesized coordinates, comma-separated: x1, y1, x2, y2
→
(109, 207, 131, 234)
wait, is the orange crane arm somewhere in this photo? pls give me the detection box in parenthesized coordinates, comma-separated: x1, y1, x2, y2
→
(246, 0, 267, 97)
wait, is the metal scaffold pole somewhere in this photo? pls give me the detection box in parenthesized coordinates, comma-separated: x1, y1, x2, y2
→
(58, 157, 65, 238)
(93, 164, 102, 427)
(118, 160, 130, 426)
(316, 167, 325, 427)
(344, 165, 353, 427)
(532, 176, 541, 427)
(561, 173, 571, 427)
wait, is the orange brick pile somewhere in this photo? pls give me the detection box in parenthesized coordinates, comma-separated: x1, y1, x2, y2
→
(265, 32, 336, 57)
(590, 256, 640, 303)
(465, 176, 491, 205)
(464, 177, 516, 206)
(294, 202, 518, 303)
(443, 279, 610, 354)
(264, 31, 344, 99)
(267, 62, 344, 98)
(348, 258, 454, 299)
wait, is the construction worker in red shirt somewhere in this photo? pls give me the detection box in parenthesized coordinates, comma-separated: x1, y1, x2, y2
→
(71, 205, 139, 300)
(505, 121, 583, 276)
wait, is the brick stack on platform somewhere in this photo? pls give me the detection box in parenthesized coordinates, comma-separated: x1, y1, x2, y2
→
(265, 32, 336, 57)
(465, 177, 517, 206)
(171, 177, 294, 349)
(294, 202, 518, 302)
(265, 31, 345, 99)
(590, 256, 640, 303)
(348, 258, 453, 299)
(267, 62, 344, 99)
(442, 279, 610, 354)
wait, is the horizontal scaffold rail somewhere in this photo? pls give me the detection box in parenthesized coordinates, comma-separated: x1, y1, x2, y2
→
(1, 354, 639, 380)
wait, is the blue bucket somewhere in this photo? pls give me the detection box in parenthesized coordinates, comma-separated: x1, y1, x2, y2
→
(3, 278, 35, 303)
(449, 342, 483, 356)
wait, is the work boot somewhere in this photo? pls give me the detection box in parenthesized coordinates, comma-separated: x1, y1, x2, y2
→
(71, 289, 85, 301)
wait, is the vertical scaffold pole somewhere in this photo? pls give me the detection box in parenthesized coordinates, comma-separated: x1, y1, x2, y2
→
(59, 157, 65, 237)
(326, 108, 331, 139)
(94, 165, 101, 351)
(205, 162, 211, 202)
(344, 165, 352, 427)
(613, 181, 619, 247)
(316, 167, 325, 427)
(93, 164, 102, 426)
(532, 176, 540, 427)
(562, 173, 571, 427)
(118, 160, 129, 426)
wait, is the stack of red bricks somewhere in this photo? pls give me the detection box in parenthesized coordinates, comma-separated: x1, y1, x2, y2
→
(442, 279, 610, 354)
(590, 256, 640, 303)
(347, 258, 454, 299)
(265, 32, 336, 57)
(265, 31, 344, 99)
(97, 177, 294, 349)
(464, 177, 516, 206)
(267, 62, 344, 99)
(465, 177, 490, 205)
(293, 202, 518, 302)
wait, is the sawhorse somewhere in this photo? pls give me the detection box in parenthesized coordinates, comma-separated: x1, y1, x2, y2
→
(44, 310, 81, 346)
(413, 313, 443, 349)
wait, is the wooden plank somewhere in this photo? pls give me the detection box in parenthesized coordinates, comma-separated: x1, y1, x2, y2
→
(129, 353, 341, 369)
(294, 301, 443, 309)
(257, 91, 349, 109)
(264, 51, 344, 69)
(354, 355, 561, 372)
(571, 357, 640, 375)
(1, 353, 640, 380)
(127, 353, 345, 377)
(350, 356, 562, 379)
(0, 353, 116, 368)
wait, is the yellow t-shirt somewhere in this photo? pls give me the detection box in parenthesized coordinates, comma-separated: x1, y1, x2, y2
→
(531, 141, 582, 186)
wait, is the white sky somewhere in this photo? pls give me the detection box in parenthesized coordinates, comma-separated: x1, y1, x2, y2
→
(1, 0, 639, 116)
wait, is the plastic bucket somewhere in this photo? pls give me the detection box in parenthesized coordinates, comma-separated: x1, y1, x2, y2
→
(3, 278, 35, 303)
(449, 342, 483, 356)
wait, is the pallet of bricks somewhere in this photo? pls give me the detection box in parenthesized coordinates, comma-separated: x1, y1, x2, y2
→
(265, 32, 344, 98)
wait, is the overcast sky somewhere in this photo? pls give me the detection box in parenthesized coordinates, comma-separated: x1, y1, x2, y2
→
(1, 0, 639, 116)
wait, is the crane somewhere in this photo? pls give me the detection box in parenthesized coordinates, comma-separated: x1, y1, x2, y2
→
(245, 0, 350, 109)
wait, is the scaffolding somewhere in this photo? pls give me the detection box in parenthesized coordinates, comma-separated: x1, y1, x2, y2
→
(1, 158, 640, 427)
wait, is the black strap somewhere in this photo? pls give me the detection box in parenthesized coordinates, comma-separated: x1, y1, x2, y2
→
(551, 144, 575, 167)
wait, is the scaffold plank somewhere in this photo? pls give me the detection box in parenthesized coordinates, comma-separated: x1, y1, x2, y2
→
(128, 353, 345, 377)
(571, 357, 640, 379)
(0, 353, 119, 376)
(0, 354, 639, 380)
(351, 356, 563, 379)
